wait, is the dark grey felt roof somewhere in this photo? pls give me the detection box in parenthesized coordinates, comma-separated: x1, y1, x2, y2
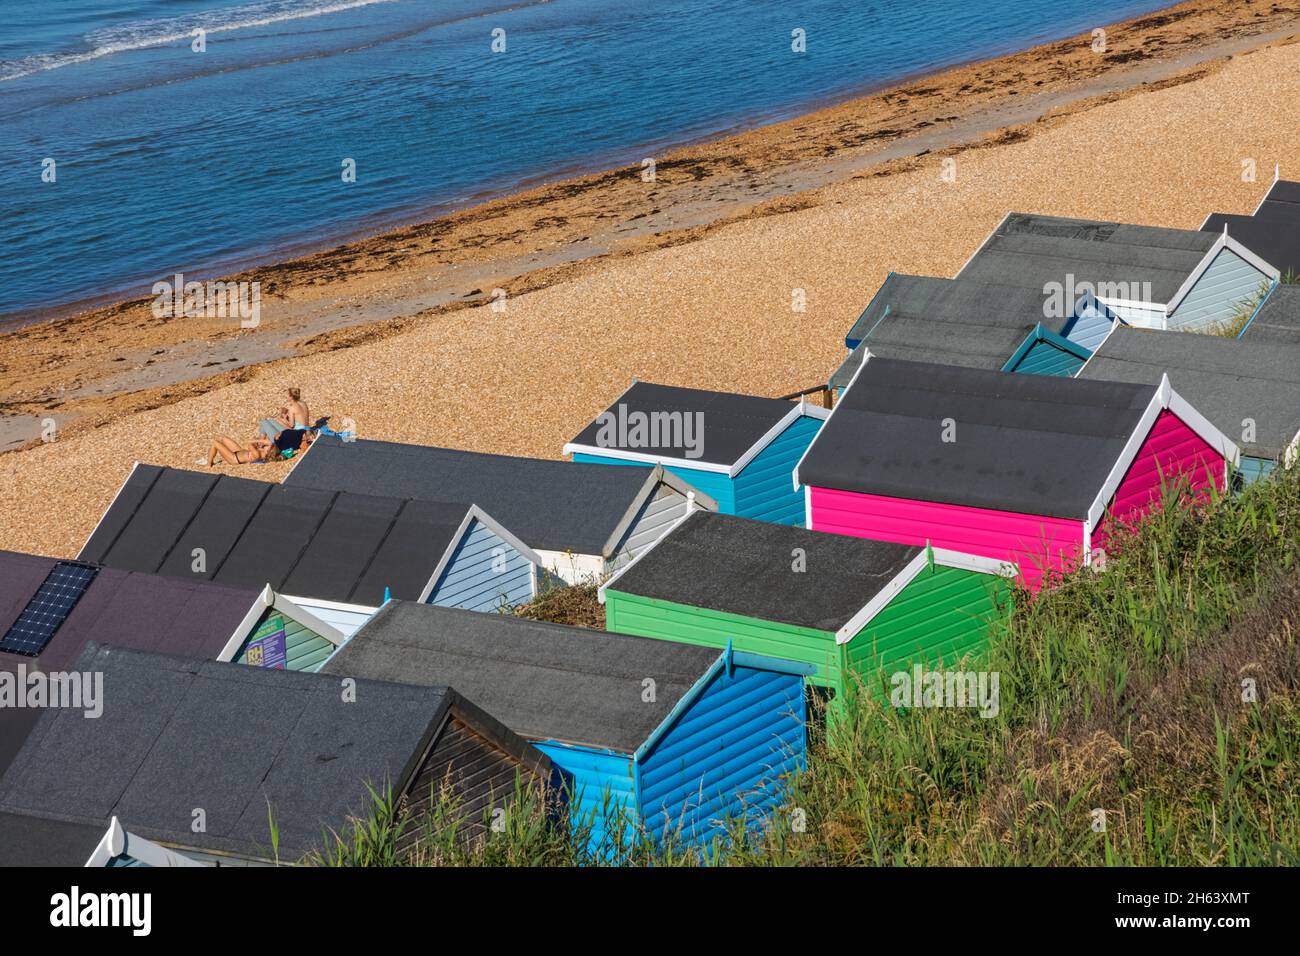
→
(1201, 179, 1299, 277)
(0, 644, 461, 861)
(801, 357, 1156, 518)
(567, 381, 797, 466)
(285, 435, 664, 555)
(80, 465, 470, 606)
(1079, 327, 1300, 459)
(607, 511, 922, 630)
(0, 550, 256, 672)
(1243, 285, 1300, 344)
(832, 301, 1044, 389)
(323, 601, 722, 753)
(845, 274, 1060, 347)
(0, 810, 108, 867)
(957, 213, 1217, 304)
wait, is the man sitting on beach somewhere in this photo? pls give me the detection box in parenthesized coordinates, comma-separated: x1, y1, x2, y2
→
(258, 387, 311, 441)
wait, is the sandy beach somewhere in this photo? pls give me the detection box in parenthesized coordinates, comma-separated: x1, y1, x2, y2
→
(1, 0, 1299, 557)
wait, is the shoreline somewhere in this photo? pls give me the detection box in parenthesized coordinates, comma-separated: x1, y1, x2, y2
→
(0, 1, 1180, 333)
(1, 0, 1298, 457)
(2, 0, 1299, 555)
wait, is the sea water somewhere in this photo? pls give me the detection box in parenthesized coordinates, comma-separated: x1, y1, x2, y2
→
(0, 0, 1172, 320)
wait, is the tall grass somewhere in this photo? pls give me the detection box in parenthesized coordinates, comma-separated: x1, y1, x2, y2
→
(318, 467, 1300, 866)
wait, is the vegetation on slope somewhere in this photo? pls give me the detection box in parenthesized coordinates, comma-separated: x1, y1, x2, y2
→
(318, 467, 1300, 866)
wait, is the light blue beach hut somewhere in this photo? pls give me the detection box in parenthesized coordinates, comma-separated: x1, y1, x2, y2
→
(564, 381, 827, 526)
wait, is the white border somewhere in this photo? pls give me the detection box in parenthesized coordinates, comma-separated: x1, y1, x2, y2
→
(86, 817, 204, 868)
(77, 461, 140, 559)
(1166, 231, 1280, 316)
(833, 546, 1014, 644)
(601, 465, 717, 559)
(415, 504, 547, 603)
(1284, 424, 1300, 470)
(1085, 376, 1241, 529)
(216, 585, 349, 662)
(953, 211, 1011, 278)
(1254, 166, 1281, 215)
(597, 493, 700, 604)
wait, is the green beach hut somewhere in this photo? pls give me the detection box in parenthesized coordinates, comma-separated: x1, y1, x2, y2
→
(599, 511, 1014, 701)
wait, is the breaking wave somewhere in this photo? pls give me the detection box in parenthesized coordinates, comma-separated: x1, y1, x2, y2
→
(0, 0, 398, 81)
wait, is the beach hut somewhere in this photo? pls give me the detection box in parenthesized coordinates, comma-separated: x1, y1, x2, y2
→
(0, 549, 340, 774)
(1240, 284, 1300, 344)
(563, 381, 827, 525)
(0, 811, 203, 867)
(796, 357, 1238, 591)
(82, 465, 551, 643)
(1079, 327, 1300, 483)
(957, 212, 1279, 335)
(599, 511, 1012, 700)
(830, 274, 1094, 394)
(321, 601, 809, 848)
(1001, 323, 1092, 377)
(284, 436, 718, 582)
(0, 643, 555, 865)
(1201, 175, 1300, 279)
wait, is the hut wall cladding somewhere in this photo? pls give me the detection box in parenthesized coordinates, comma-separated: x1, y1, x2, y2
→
(1093, 409, 1225, 550)
(1240, 456, 1276, 486)
(235, 610, 335, 672)
(843, 563, 1011, 695)
(1062, 302, 1117, 351)
(808, 487, 1085, 593)
(1104, 300, 1167, 330)
(399, 715, 537, 852)
(1010, 340, 1087, 377)
(576, 414, 822, 526)
(535, 743, 636, 850)
(297, 600, 372, 639)
(427, 519, 533, 613)
(604, 564, 1009, 698)
(604, 591, 844, 688)
(1170, 248, 1270, 331)
(731, 415, 823, 525)
(637, 663, 806, 842)
(608, 486, 695, 569)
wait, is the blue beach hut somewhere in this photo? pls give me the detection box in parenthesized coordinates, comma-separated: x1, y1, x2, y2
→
(564, 381, 827, 526)
(322, 601, 811, 849)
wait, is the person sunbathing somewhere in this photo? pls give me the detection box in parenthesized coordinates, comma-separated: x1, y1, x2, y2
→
(259, 387, 311, 440)
(206, 435, 278, 466)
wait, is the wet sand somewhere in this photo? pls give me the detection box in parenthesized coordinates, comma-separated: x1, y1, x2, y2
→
(1, 0, 1298, 555)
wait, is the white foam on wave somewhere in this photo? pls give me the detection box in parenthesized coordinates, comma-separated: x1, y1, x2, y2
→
(1, 0, 399, 81)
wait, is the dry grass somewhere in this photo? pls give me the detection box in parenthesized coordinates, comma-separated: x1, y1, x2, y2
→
(512, 583, 606, 630)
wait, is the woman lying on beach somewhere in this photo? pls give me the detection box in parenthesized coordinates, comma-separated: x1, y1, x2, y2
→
(258, 387, 311, 441)
(206, 435, 278, 466)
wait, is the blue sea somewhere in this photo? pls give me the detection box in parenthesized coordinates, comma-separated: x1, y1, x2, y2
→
(0, 0, 1172, 321)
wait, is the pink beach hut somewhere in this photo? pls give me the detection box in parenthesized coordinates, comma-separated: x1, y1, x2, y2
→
(793, 356, 1238, 591)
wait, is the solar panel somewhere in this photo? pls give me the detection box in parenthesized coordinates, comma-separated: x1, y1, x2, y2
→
(0, 562, 99, 657)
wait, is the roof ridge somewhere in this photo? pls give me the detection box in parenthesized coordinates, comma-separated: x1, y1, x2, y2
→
(359, 625, 713, 684)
